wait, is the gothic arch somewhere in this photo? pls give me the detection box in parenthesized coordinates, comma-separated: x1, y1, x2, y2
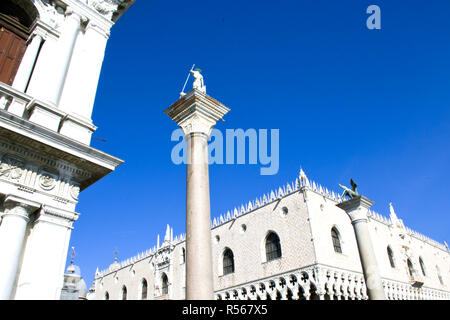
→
(331, 226, 343, 253)
(262, 230, 282, 262)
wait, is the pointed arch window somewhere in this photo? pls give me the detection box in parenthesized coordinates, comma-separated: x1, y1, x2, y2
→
(387, 246, 395, 268)
(104, 291, 109, 300)
(182, 248, 186, 264)
(407, 259, 415, 278)
(419, 257, 426, 276)
(161, 273, 169, 295)
(223, 248, 235, 275)
(331, 227, 342, 253)
(141, 278, 148, 300)
(436, 266, 443, 285)
(265, 232, 282, 261)
(122, 285, 127, 300)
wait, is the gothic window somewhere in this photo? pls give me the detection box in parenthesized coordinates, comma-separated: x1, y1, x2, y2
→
(161, 273, 169, 295)
(104, 291, 109, 300)
(331, 227, 342, 253)
(407, 259, 415, 278)
(122, 285, 127, 300)
(419, 257, 426, 276)
(436, 266, 443, 285)
(182, 248, 186, 264)
(387, 246, 395, 268)
(265, 232, 282, 261)
(223, 248, 235, 275)
(141, 278, 148, 300)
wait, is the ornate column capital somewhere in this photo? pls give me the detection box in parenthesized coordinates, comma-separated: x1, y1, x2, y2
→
(164, 89, 230, 137)
(85, 22, 110, 39)
(3, 195, 40, 221)
(337, 195, 374, 224)
(65, 7, 88, 24)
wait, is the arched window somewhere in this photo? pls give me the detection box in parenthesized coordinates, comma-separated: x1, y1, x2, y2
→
(407, 259, 415, 278)
(141, 278, 148, 300)
(436, 266, 443, 285)
(223, 248, 235, 275)
(182, 248, 186, 264)
(387, 246, 395, 268)
(419, 257, 426, 276)
(331, 227, 342, 253)
(122, 285, 127, 300)
(161, 273, 169, 295)
(265, 232, 282, 261)
(104, 291, 109, 300)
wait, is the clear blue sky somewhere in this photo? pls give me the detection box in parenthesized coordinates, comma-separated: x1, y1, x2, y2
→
(68, 0, 450, 286)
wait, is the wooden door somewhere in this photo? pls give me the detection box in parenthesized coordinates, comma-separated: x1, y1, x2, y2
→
(0, 25, 26, 85)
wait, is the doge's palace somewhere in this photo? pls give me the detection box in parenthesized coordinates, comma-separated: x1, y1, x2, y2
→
(0, 0, 134, 299)
(92, 169, 450, 300)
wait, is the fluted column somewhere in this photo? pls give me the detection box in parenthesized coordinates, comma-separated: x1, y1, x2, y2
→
(165, 89, 229, 300)
(12, 34, 44, 92)
(0, 196, 38, 299)
(48, 8, 83, 105)
(337, 196, 385, 300)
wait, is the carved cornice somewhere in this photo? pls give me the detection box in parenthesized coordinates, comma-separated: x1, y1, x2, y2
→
(42, 205, 79, 223)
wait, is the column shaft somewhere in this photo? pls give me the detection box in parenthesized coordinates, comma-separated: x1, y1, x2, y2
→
(0, 206, 30, 299)
(352, 219, 385, 300)
(48, 11, 81, 105)
(185, 132, 214, 300)
(12, 34, 43, 92)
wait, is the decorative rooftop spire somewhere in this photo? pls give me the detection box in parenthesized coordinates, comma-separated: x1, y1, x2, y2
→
(389, 202, 398, 220)
(66, 246, 76, 274)
(164, 224, 171, 243)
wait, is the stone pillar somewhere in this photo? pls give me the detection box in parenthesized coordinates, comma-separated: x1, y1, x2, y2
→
(12, 34, 44, 92)
(14, 206, 78, 300)
(337, 196, 385, 300)
(165, 89, 229, 300)
(0, 196, 38, 299)
(48, 8, 83, 105)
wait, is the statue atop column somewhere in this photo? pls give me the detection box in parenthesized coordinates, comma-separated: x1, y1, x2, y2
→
(191, 68, 206, 94)
(339, 178, 359, 200)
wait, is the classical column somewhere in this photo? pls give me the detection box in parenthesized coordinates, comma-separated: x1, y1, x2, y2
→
(337, 196, 385, 300)
(165, 88, 229, 299)
(12, 33, 44, 92)
(48, 8, 83, 105)
(69, 22, 109, 119)
(0, 196, 39, 299)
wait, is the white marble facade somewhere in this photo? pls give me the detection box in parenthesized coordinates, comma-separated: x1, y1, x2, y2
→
(92, 170, 450, 300)
(0, 0, 133, 299)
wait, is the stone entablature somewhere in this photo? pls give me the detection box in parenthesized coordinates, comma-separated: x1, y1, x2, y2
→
(0, 148, 83, 206)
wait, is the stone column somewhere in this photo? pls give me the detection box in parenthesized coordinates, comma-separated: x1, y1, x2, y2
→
(12, 34, 44, 92)
(165, 89, 229, 300)
(337, 196, 385, 300)
(0, 196, 39, 299)
(48, 8, 83, 105)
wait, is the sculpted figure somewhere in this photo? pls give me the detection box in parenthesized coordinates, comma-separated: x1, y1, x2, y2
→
(190, 68, 206, 93)
(339, 179, 359, 200)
